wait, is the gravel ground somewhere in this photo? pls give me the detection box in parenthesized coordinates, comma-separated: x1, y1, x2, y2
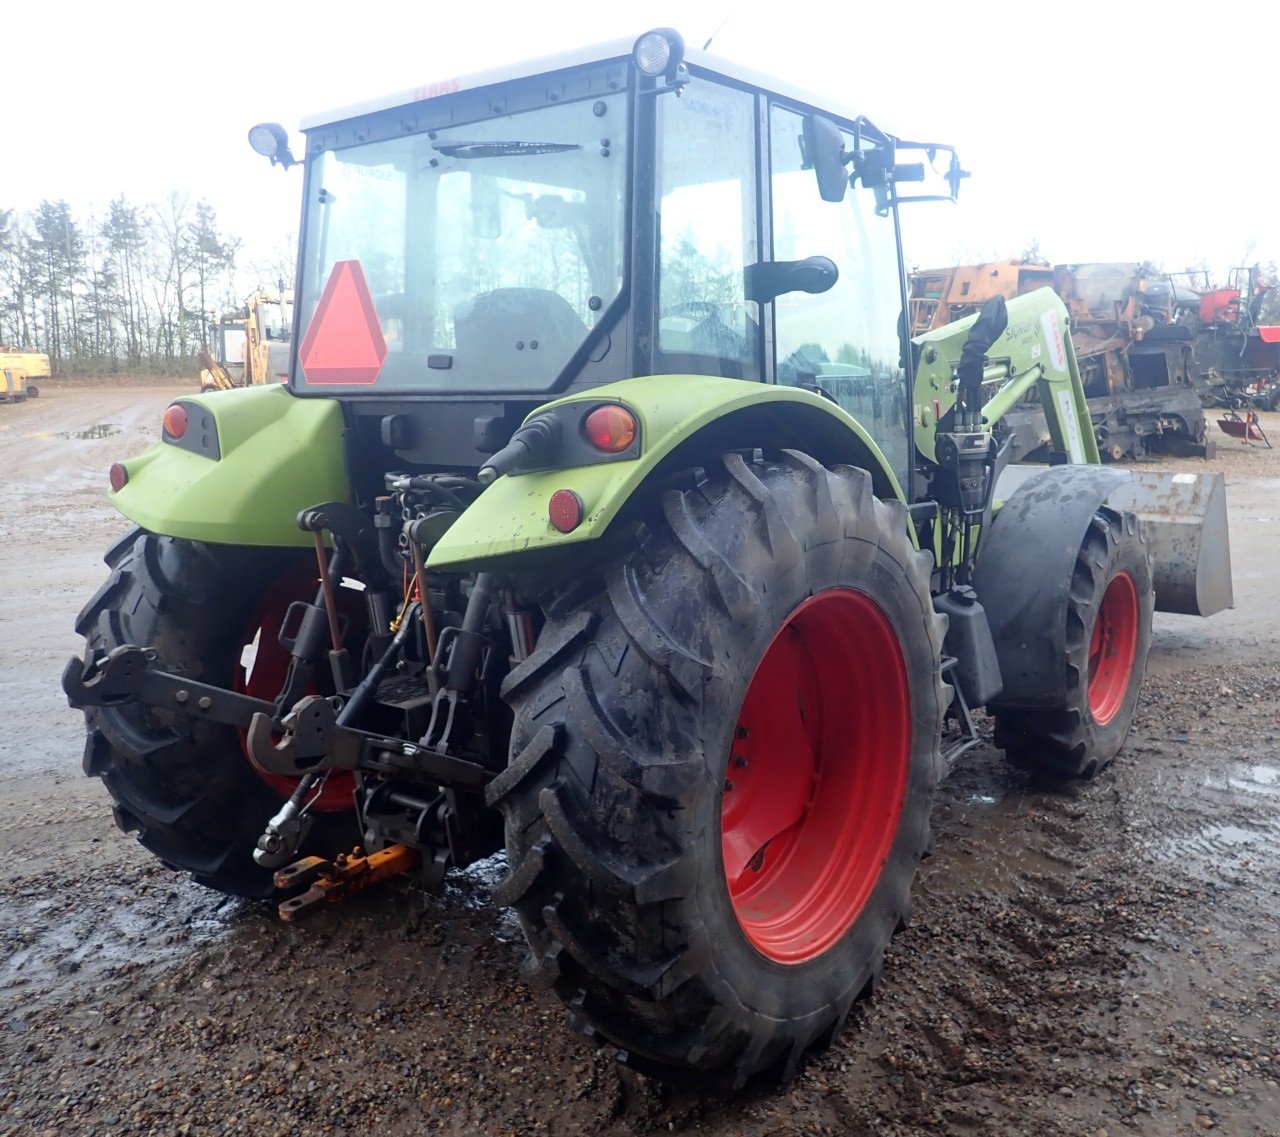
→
(2, 386, 1278, 1136)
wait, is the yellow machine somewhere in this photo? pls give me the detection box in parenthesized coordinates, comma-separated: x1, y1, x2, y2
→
(0, 367, 36, 403)
(0, 347, 49, 397)
(200, 291, 293, 391)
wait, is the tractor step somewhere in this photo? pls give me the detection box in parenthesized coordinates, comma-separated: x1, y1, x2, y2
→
(273, 844, 420, 921)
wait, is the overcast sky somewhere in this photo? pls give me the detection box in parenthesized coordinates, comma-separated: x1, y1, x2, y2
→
(8, 0, 1278, 285)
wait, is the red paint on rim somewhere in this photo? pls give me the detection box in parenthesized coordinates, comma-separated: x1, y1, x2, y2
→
(722, 590, 910, 964)
(1087, 571, 1139, 725)
(234, 561, 358, 812)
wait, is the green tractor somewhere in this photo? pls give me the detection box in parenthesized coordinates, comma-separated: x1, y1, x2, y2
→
(64, 30, 1232, 1087)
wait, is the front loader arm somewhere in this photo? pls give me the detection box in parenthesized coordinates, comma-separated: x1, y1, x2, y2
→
(914, 288, 1100, 465)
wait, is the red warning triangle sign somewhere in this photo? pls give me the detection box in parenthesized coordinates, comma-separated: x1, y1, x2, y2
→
(298, 260, 387, 385)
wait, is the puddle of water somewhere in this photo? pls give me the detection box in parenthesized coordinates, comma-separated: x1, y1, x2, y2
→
(0, 880, 252, 992)
(59, 423, 121, 440)
(1202, 763, 1280, 797)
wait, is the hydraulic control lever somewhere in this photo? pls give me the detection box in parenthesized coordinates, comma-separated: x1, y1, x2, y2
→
(478, 414, 561, 484)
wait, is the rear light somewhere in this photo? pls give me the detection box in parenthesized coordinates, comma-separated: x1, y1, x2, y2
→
(109, 463, 128, 492)
(583, 404, 637, 453)
(163, 403, 189, 439)
(548, 489, 584, 533)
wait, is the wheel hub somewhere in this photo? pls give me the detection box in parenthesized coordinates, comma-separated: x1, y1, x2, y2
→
(722, 589, 910, 964)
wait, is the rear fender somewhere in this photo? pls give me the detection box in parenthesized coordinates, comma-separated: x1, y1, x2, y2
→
(110, 385, 348, 547)
(428, 375, 904, 572)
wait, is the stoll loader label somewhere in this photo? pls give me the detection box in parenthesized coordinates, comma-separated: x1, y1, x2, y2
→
(1040, 310, 1068, 373)
(1056, 389, 1086, 463)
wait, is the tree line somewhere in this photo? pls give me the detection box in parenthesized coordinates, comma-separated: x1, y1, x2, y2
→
(0, 196, 291, 376)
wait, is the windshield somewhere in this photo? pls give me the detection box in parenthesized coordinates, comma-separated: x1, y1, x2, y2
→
(296, 91, 627, 393)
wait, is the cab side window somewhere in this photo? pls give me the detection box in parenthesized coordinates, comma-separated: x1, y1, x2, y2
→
(655, 83, 761, 379)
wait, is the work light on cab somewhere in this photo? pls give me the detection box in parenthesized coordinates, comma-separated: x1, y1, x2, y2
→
(162, 403, 189, 440)
(583, 404, 638, 453)
(632, 28, 685, 79)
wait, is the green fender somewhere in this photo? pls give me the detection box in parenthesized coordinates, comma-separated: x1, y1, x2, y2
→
(428, 374, 905, 572)
(110, 385, 348, 547)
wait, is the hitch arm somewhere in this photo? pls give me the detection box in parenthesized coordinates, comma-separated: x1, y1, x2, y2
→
(63, 645, 273, 728)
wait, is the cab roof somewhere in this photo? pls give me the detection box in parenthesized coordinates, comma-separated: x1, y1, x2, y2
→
(299, 34, 876, 136)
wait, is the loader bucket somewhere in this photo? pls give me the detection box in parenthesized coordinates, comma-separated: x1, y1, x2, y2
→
(994, 466, 1233, 617)
(1102, 471, 1232, 616)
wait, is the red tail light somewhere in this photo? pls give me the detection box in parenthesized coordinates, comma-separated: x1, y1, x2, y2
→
(109, 463, 129, 492)
(548, 489, 584, 533)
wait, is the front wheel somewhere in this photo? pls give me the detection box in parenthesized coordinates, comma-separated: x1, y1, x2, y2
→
(487, 451, 947, 1085)
(994, 508, 1153, 778)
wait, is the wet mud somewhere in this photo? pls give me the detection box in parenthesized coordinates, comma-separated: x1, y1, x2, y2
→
(2, 385, 1278, 1136)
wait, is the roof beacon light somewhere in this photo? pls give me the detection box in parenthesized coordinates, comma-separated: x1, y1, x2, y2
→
(633, 28, 685, 80)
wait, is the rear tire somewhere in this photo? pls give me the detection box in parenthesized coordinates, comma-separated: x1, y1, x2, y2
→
(994, 508, 1153, 778)
(488, 452, 947, 1085)
(73, 529, 359, 897)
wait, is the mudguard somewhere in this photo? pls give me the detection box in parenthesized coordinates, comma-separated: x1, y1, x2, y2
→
(972, 465, 1130, 709)
(427, 374, 904, 572)
(110, 385, 348, 548)
(974, 463, 1234, 708)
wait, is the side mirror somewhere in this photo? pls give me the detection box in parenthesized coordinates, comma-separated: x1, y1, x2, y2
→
(745, 257, 839, 304)
(801, 115, 849, 203)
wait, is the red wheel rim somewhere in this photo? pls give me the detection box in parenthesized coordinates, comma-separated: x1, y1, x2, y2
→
(722, 590, 910, 965)
(234, 561, 359, 812)
(1087, 571, 1139, 726)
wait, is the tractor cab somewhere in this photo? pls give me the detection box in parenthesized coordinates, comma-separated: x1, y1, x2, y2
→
(287, 30, 960, 492)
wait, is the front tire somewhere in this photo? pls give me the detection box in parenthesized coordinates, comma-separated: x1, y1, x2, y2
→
(993, 508, 1153, 778)
(487, 452, 947, 1085)
(73, 529, 358, 897)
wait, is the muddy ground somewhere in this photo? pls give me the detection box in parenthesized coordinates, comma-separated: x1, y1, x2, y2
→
(2, 384, 1278, 1137)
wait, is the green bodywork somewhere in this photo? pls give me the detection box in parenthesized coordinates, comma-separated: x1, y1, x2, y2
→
(912, 288, 1101, 466)
(106, 293, 1092, 571)
(110, 385, 348, 548)
(428, 374, 903, 571)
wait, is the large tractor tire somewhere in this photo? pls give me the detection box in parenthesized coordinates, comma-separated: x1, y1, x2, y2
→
(73, 529, 360, 897)
(488, 451, 947, 1086)
(993, 509, 1153, 779)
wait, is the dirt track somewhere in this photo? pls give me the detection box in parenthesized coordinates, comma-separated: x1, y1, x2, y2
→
(2, 385, 1279, 1137)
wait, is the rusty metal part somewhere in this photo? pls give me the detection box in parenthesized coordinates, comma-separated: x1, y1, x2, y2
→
(312, 531, 344, 653)
(274, 844, 420, 920)
(410, 536, 439, 666)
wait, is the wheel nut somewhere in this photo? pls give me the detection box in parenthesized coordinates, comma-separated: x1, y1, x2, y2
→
(175, 690, 189, 704)
(197, 696, 213, 710)
(724, 779, 734, 792)
(733, 755, 748, 769)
